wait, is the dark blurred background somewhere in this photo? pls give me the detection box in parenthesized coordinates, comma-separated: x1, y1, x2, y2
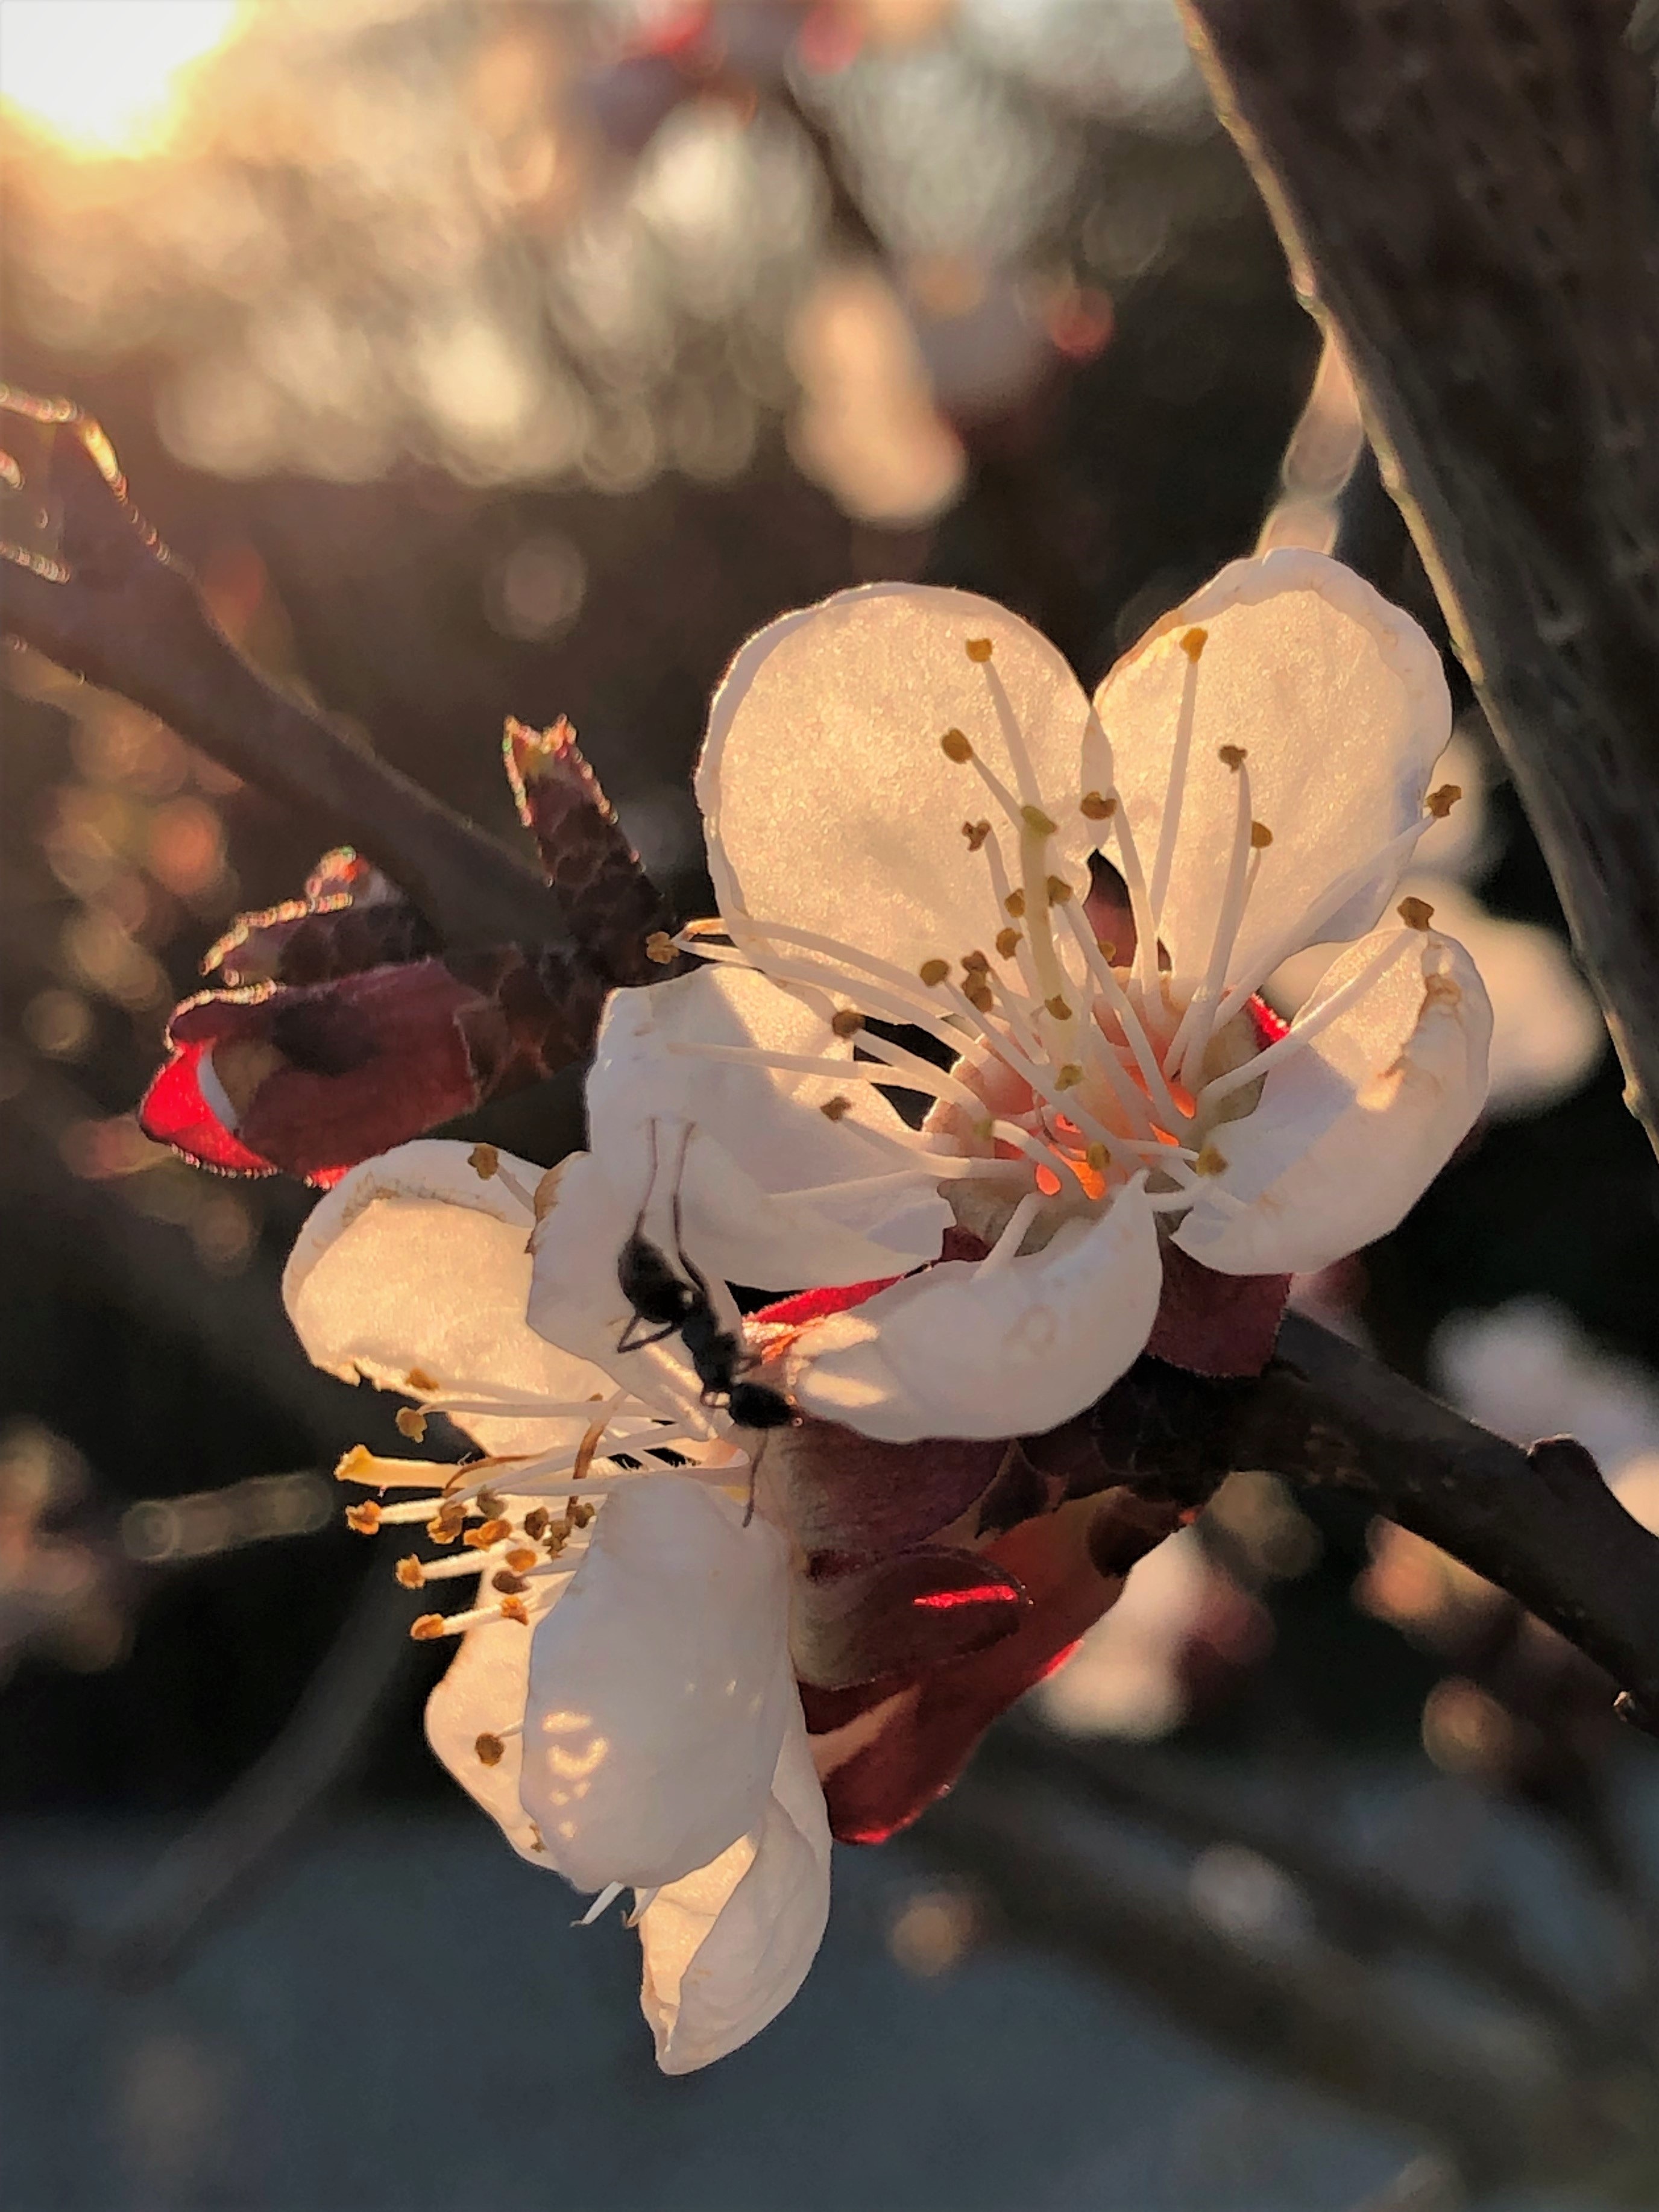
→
(1, 4, 1655, 2207)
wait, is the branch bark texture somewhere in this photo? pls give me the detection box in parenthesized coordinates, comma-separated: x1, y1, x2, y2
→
(1179, 0, 1659, 1153)
(0, 400, 568, 954)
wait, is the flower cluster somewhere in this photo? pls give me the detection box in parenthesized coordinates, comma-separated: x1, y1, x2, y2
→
(283, 549, 1492, 2071)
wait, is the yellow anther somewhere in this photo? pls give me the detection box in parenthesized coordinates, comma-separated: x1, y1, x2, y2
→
(492, 1569, 529, 1595)
(465, 1518, 512, 1550)
(1398, 896, 1435, 930)
(1055, 1063, 1083, 1090)
(1181, 626, 1208, 662)
(426, 1508, 464, 1546)
(476, 1733, 505, 1768)
(1021, 803, 1059, 836)
(964, 981, 994, 1015)
(919, 958, 951, 986)
(411, 1614, 447, 1640)
(1047, 876, 1074, 906)
(396, 1406, 428, 1442)
(962, 949, 990, 974)
(469, 1143, 500, 1180)
(335, 1445, 374, 1485)
(345, 1501, 382, 1536)
(1218, 745, 1246, 772)
(1250, 821, 1274, 849)
(1045, 995, 1073, 1021)
(395, 1556, 426, 1588)
(406, 1367, 440, 1393)
(645, 930, 678, 965)
(1425, 783, 1462, 820)
(831, 1007, 864, 1038)
(505, 1547, 538, 1574)
(965, 637, 993, 663)
(1195, 1142, 1230, 1176)
(1080, 790, 1116, 820)
(1084, 1141, 1110, 1173)
(499, 1595, 531, 1625)
(962, 818, 992, 851)
(995, 926, 1022, 960)
(1003, 888, 1026, 919)
(941, 727, 974, 763)
(820, 1095, 852, 1121)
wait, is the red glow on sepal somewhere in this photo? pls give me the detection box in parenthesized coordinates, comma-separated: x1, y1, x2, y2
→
(139, 1041, 274, 1177)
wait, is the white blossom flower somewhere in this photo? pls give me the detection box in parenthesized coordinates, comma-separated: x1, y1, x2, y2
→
(559, 549, 1491, 1445)
(282, 1139, 830, 2073)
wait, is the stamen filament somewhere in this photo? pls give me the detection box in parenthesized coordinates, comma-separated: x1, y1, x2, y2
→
(976, 1191, 1044, 1278)
(1198, 928, 1408, 1111)
(1206, 811, 1437, 1038)
(1055, 900, 1185, 1133)
(1169, 757, 1256, 1084)
(1148, 644, 1203, 926)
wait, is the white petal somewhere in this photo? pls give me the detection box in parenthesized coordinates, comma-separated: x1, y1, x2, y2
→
(696, 582, 1097, 979)
(588, 966, 951, 1290)
(1098, 550, 1450, 989)
(424, 1612, 549, 1867)
(518, 1476, 794, 1892)
(283, 1140, 614, 1455)
(636, 1706, 830, 2075)
(789, 1180, 1163, 1443)
(1175, 926, 1491, 1277)
(527, 1150, 710, 1422)
(1395, 875, 1602, 1118)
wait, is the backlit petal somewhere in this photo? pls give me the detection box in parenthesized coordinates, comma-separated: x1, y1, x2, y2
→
(697, 583, 1097, 979)
(1174, 926, 1491, 1277)
(588, 966, 951, 1290)
(424, 1610, 550, 1866)
(788, 1180, 1162, 1443)
(636, 1709, 830, 2075)
(518, 1476, 794, 1891)
(1098, 550, 1450, 991)
(283, 1140, 612, 1455)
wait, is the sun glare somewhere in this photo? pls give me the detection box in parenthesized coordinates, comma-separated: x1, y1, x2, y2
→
(0, 0, 243, 157)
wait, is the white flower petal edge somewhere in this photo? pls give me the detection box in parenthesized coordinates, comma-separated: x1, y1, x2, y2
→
(425, 1601, 829, 2076)
(520, 1476, 795, 1892)
(425, 1612, 549, 1865)
(283, 1139, 616, 1457)
(588, 965, 952, 1290)
(637, 1707, 831, 2075)
(1174, 925, 1491, 1278)
(697, 581, 1100, 979)
(1100, 547, 1451, 992)
(788, 1177, 1162, 1443)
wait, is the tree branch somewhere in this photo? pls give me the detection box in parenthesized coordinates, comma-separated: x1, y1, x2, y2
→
(0, 395, 568, 955)
(1176, 0, 1659, 1154)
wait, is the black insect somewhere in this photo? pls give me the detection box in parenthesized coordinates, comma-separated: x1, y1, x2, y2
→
(616, 1127, 795, 1431)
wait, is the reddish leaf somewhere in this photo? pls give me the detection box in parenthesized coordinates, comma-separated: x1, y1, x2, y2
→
(790, 1545, 1029, 1692)
(802, 1490, 1182, 1843)
(504, 717, 677, 985)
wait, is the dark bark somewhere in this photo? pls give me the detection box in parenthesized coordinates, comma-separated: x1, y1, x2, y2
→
(1177, 0, 1659, 1155)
